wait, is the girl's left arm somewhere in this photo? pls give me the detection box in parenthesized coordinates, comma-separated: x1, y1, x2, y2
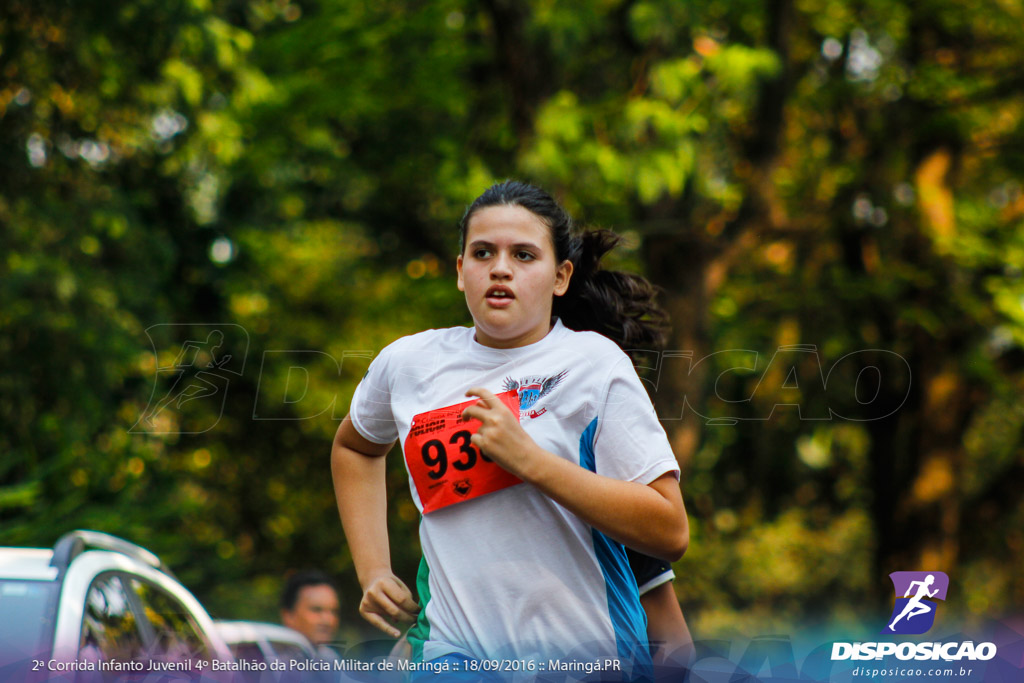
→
(462, 388, 688, 562)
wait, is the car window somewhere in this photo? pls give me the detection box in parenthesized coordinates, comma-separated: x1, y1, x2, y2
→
(229, 641, 267, 663)
(79, 573, 148, 662)
(128, 578, 211, 661)
(269, 641, 309, 662)
(0, 580, 58, 665)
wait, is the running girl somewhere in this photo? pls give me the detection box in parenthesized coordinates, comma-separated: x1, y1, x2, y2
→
(332, 180, 689, 676)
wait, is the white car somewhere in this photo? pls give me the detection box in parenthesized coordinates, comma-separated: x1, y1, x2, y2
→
(215, 620, 344, 683)
(0, 529, 233, 680)
(215, 620, 318, 664)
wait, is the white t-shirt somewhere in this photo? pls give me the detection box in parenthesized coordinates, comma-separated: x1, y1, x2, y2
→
(348, 319, 679, 674)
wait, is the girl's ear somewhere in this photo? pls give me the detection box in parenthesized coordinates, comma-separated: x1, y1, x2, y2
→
(456, 254, 465, 292)
(553, 259, 573, 296)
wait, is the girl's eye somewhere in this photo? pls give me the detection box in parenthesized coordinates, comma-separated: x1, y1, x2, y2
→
(474, 248, 492, 259)
(516, 251, 535, 261)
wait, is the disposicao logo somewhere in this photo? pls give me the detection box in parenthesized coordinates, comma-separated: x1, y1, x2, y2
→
(831, 570, 998, 663)
(883, 571, 949, 635)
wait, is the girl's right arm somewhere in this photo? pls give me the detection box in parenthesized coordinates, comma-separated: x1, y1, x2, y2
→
(331, 415, 419, 637)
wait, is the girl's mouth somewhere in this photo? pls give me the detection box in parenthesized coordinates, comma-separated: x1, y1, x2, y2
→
(485, 286, 515, 307)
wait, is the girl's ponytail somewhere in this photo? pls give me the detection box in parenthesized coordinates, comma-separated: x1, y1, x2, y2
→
(461, 180, 669, 350)
(554, 229, 669, 350)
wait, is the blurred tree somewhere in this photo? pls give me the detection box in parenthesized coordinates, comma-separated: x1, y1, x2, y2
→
(1, 0, 266, 536)
(513, 0, 1024, 629)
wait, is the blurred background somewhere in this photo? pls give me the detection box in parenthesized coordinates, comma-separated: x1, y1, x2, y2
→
(2, 0, 1022, 646)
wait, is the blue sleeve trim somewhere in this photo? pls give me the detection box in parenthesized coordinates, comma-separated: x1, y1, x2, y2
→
(579, 417, 653, 682)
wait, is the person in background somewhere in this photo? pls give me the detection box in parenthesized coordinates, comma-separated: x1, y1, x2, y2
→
(280, 570, 342, 659)
(626, 548, 694, 670)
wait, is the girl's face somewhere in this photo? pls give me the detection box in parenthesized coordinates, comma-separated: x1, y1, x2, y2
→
(457, 205, 573, 349)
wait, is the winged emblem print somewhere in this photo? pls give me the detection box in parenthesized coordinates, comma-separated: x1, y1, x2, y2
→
(502, 370, 568, 418)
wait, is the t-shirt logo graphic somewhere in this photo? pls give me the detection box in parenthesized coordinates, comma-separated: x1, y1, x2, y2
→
(503, 370, 567, 418)
(882, 571, 949, 634)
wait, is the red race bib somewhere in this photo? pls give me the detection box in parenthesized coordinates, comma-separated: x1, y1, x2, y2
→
(404, 390, 523, 514)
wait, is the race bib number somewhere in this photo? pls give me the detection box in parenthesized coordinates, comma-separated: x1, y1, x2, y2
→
(404, 390, 523, 514)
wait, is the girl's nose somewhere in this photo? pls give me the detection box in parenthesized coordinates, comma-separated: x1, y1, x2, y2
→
(490, 252, 513, 278)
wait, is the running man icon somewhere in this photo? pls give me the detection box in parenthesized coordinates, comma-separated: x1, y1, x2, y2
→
(141, 331, 231, 424)
(883, 571, 949, 635)
(888, 574, 937, 631)
(132, 324, 249, 434)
